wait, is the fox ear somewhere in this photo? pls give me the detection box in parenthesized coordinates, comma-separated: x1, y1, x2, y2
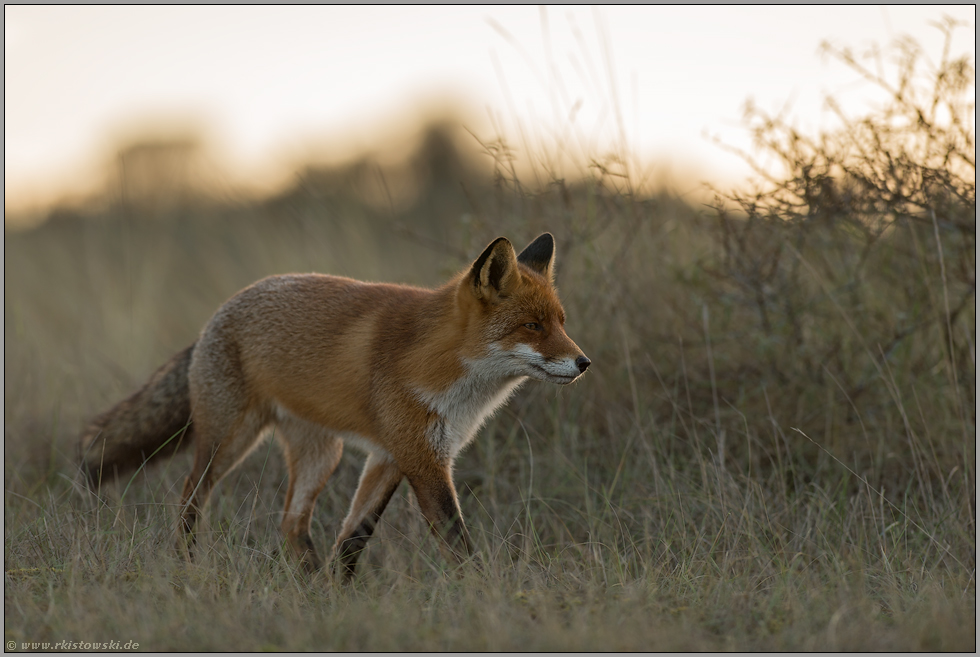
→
(517, 233, 555, 281)
(471, 237, 520, 302)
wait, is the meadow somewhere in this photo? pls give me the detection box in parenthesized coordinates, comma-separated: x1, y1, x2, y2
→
(4, 28, 975, 651)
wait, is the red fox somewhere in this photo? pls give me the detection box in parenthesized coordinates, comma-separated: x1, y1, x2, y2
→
(79, 233, 589, 578)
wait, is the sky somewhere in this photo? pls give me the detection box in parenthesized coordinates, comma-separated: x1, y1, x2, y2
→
(4, 6, 975, 216)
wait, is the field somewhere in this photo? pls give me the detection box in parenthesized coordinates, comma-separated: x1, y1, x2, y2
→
(4, 30, 975, 651)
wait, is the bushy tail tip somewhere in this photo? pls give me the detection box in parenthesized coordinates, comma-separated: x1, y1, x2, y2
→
(79, 344, 196, 484)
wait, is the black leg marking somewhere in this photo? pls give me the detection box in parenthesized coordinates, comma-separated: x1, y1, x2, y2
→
(335, 483, 399, 580)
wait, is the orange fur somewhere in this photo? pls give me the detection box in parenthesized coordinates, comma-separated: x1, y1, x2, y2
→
(79, 233, 590, 578)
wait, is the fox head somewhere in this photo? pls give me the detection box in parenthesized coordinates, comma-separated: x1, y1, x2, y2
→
(459, 233, 590, 384)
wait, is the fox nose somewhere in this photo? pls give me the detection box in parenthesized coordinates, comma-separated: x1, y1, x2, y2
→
(575, 356, 591, 373)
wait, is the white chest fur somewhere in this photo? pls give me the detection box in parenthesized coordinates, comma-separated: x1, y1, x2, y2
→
(415, 355, 527, 462)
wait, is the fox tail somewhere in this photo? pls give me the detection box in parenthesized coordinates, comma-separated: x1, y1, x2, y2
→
(78, 344, 196, 484)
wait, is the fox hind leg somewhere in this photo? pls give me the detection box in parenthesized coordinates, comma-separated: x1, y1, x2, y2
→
(277, 413, 343, 573)
(178, 401, 271, 556)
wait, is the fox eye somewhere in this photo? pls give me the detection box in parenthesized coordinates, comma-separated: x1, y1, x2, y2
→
(524, 322, 542, 331)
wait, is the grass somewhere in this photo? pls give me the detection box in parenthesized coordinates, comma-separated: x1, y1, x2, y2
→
(4, 23, 975, 651)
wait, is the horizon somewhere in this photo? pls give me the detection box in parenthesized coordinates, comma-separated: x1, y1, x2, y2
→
(4, 6, 975, 223)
